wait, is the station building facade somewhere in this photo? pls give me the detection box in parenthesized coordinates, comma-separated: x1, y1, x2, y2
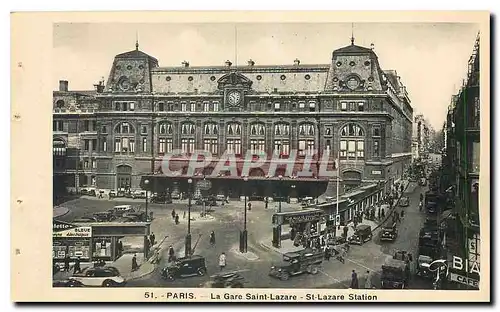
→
(53, 40, 413, 200)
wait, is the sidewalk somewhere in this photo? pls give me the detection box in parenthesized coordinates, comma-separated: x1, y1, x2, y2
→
(53, 206, 70, 218)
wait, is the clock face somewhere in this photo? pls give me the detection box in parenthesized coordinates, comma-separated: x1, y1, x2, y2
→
(227, 91, 242, 106)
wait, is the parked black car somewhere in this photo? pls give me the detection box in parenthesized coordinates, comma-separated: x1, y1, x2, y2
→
(348, 224, 373, 245)
(202, 271, 246, 288)
(53, 279, 84, 287)
(380, 223, 398, 242)
(151, 193, 172, 204)
(161, 255, 207, 281)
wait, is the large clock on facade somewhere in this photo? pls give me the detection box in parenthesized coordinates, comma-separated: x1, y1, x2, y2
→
(346, 75, 361, 90)
(227, 90, 242, 106)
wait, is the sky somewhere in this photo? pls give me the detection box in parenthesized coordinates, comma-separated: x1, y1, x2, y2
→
(53, 22, 480, 129)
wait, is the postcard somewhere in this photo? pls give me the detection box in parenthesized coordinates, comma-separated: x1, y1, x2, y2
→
(11, 10, 490, 302)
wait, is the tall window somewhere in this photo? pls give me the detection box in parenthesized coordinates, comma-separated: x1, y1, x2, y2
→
(204, 139, 218, 154)
(226, 139, 242, 155)
(159, 122, 173, 135)
(250, 123, 265, 136)
(53, 121, 64, 132)
(181, 138, 195, 154)
(213, 101, 219, 112)
(372, 125, 381, 158)
(250, 139, 265, 154)
(203, 101, 210, 112)
(298, 123, 316, 156)
(203, 122, 218, 155)
(339, 123, 365, 159)
(190, 101, 196, 112)
(159, 138, 166, 154)
(114, 101, 136, 111)
(142, 137, 147, 152)
(274, 123, 290, 156)
(114, 122, 135, 154)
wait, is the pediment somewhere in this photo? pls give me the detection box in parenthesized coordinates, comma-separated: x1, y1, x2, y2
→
(217, 72, 253, 90)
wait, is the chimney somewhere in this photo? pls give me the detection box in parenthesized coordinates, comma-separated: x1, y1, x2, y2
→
(59, 80, 68, 92)
(181, 61, 190, 68)
(225, 60, 232, 67)
(94, 81, 105, 93)
(293, 58, 300, 66)
(247, 59, 255, 66)
(370, 43, 375, 50)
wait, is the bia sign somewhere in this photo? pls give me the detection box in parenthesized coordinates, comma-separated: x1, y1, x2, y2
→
(452, 256, 480, 275)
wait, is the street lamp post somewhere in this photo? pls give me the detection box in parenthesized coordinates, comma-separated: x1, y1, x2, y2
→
(144, 179, 149, 221)
(278, 175, 283, 213)
(240, 176, 248, 253)
(185, 178, 193, 257)
(144, 179, 150, 258)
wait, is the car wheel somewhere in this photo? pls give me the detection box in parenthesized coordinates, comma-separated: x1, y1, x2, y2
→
(197, 268, 206, 276)
(280, 272, 289, 281)
(311, 266, 319, 275)
(167, 274, 175, 281)
(102, 280, 114, 287)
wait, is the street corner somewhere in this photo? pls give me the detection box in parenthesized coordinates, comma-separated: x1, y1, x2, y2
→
(53, 206, 70, 218)
(229, 245, 260, 261)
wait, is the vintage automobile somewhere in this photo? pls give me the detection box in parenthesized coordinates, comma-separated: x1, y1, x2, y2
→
(53, 279, 84, 287)
(170, 192, 181, 200)
(269, 249, 323, 281)
(327, 235, 346, 246)
(399, 196, 410, 207)
(380, 223, 398, 242)
(69, 266, 126, 287)
(93, 211, 116, 222)
(347, 224, 373, 245)
(131, 190, 148, 199)
(161, 255, 207, 281)
(393, 250, 412, 262)
(380, 258, 410, 289)
(151, 193, 173, 204)
(416, 254, 433, 278)
(201, 271, 246, 288)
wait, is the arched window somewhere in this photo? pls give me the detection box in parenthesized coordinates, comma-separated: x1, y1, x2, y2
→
(203, 122, 219, 155)
(203, 123, 219, 136)
(181, 122, 196, 135)
(226, 122, 242, 155)
(226, 122, 241, 136)
(339, 123, 365, 159)
(114, 122, 136, 154)
(250, 123, 265, 136)
(298, 123, 316, 156)
(158, 122, 173, 135)
(273, 123, 290, 157)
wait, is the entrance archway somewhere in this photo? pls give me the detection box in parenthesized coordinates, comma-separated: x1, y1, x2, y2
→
(116, 165, 132, 190)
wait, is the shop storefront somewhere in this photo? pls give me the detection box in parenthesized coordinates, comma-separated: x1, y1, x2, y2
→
(53, 220, 92, 262)
(271, 209, 324, 248)
(53, 220, 150, 263)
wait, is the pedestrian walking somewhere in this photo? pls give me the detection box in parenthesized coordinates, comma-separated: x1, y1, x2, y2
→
(400, 209, 405, 218)
(168, 245, 175, 262)
(321, 235, 325, 247)
(149, 232, 156, 246)
(175, 214, 179, 225)
(248, 202, 252, 211)
(377, 208, 381, 220)
(265, 197, 269, 209)
(365, 270, 373, 289)
(381, 208, 385, 219)
(64, 254, 70, 272)
(218, 252, 227, 271)
(183, 210, 186, 219)
(343, 225, 348, 238)
(350, 270, 359, 289)
(210, 230, 216, 246)
(171, 209, 176, 220)
(324, 247, 331, 261)
(131, 254, 138, 272)
(419, 201, 423, 211)
(73, 257, 82, 274)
